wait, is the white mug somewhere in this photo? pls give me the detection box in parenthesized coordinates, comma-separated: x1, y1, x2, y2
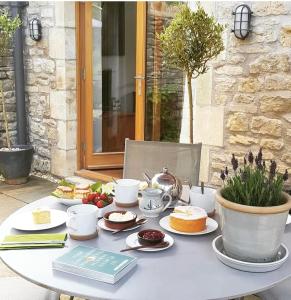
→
(115, 179, 140, 207)
(66, 204, 98, 237)
(189, 186, 215, 217)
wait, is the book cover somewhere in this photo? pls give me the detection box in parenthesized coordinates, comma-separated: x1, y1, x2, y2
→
(52, 245, 137, 284)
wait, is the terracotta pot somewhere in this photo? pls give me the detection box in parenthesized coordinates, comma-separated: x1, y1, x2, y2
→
(216, 189, 291, 263)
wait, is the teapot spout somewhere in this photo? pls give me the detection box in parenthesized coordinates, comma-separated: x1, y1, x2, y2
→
(143, 172, 151, 185)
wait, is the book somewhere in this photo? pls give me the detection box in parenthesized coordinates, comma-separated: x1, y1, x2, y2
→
(52, 245, 137, 284)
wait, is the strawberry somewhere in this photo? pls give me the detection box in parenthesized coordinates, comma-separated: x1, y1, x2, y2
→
(96, 200, 104, 208)
(99, 194, 107, 201)
(87, 194, 96, 202)
(82, 198, 89, 204)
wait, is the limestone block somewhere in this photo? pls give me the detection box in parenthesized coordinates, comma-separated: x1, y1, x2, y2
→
(260, 138, 284, 150)
(40, 7, 54, 18)
(210, 171, 222, 187)
(211, 161, 226, 171)
(229, 104, 257, 114)
(252, 2, 288, 16)
(227, 113, 249, 132)
(260, 95, 291, 113)
(233, 94, 255, 104)
(65, 28, 76, 60)
(56, 120, 77, 150)
(230, 44, 271, 54)
(214, 93, 228, 105)
(282, 153, 291, 164)
(49, 28, 65, 59)
(199, 145, 210, 183)
(287, 129, 291, 137)
(215, 77, 236, 92)
(251, 116, 282, 137)
(265, 74, 291, 90)
(56, 60, 76, 90)
(238, 77, 263, 93)
(193, 106, 224, 147)
(55, 2, 75, 28)
(32, 155, 50, 173)
(280, 25, 291, 47)
(51, 148, 77, 177)
(229, 135, 258, 145)
(227, 55, 246, 65)
(215, 65, 243, 76)
(283, 113, 291, 123)
(196, 70, 212, 106)
(249, 54, 289, 74)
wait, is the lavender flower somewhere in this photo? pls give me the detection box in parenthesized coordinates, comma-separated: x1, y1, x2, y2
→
(231, 154, 236, 166)
(220, 170, 226, 181)
(248, 151, 254, 164)
(244, 157, 247, 165)
(233, 158, 239, 172)
(258, 147, 263, 162)
(269, 160, 277, 180)
(283, 169, 289, 181)
(225, 166, 229, 176)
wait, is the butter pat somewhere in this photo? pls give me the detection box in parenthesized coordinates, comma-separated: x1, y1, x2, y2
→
(32, 208, 51, 224)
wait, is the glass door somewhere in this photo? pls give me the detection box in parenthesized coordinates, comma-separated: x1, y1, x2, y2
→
(81, 2, 146, 169)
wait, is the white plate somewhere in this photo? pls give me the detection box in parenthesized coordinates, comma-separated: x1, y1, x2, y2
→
(12, 209, 67, 231)
(125, 232, 174, 252)
(159, 216, 218, 235)
(212, 235, 289, 273)
(97, 218, 146, 232)
(54, 197, 82, 206)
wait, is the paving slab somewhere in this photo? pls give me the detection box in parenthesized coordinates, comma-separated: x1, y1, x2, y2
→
(0, 176, 57, 203)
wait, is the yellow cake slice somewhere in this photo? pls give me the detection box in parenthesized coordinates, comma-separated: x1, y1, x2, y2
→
(32, 208, 51, 224)
(169, 206, 207, 233)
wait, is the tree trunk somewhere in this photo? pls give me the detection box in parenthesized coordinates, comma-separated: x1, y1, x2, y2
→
(0, 80, 11, 149)
(187, 73, 193, 144)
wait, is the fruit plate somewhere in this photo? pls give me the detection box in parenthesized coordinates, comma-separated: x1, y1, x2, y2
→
(212, 235, 289, 273)
(53, 197, 82, 206)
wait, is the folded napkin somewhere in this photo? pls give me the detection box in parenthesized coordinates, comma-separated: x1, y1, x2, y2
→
(0, 233, 67, 250)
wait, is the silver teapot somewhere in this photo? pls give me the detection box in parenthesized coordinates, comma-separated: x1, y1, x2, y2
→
(143, 167, 182, 200)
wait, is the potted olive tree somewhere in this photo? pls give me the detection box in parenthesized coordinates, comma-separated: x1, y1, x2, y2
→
(159, 4, 224, 143)
(0, 9, 33, 185)
(216, 149, 290, 263)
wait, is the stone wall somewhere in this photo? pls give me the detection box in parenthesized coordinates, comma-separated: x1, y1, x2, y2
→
(193, 1, 291, 186)
(24, 1, 77, 177)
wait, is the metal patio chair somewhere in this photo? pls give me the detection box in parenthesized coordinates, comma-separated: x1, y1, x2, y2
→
(123, 139, 202, 185)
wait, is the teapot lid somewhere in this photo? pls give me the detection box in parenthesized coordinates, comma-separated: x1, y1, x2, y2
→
(153, 167, 176, 187)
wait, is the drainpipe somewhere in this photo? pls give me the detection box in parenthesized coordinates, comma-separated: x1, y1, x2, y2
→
(10, 2, 29, 145)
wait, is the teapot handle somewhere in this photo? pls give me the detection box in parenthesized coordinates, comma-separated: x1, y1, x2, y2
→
(162, 193, 172, 212)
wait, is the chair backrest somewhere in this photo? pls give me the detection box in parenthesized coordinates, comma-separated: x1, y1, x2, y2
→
(123, 139, 202, 185)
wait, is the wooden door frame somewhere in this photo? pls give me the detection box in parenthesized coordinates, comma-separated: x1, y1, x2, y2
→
(76, 2, 146, 171)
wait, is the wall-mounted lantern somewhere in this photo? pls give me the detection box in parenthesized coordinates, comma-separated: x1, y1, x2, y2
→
(232, 4, 253, 40)
(29, 18, 41, 41)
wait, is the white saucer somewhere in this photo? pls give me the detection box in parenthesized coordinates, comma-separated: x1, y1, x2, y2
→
(212, 235, 289, 273)
(12, 209, 67, 231)
(159, 216, 218, 235)
(97, 218, 146, 232)
(125, 232, 174, 252)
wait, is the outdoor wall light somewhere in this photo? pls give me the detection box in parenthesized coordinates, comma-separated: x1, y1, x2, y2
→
(29, 18, 42, 41)
(232, 4, 253, 40)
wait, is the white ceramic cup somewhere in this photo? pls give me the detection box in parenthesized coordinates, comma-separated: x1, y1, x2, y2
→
(189, 186, 215, 216)
(115, 179, 140, 206)
(66, 204, 98, 237)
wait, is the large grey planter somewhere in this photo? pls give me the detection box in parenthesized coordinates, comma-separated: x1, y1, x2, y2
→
(216, 190, 291, 263)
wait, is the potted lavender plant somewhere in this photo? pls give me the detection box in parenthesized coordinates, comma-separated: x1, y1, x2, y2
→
(216, 148, 290, 263)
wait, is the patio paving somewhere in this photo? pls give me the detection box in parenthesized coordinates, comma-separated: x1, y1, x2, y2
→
(0, 175, 259, 299)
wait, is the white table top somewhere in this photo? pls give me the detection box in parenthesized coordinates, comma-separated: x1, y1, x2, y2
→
(1, 196, 291, 300)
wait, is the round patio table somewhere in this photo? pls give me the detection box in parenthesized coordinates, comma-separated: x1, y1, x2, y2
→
(1, 196, 291, 300)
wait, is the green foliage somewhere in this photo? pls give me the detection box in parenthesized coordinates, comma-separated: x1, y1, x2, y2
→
(90, 182, 102, 193)
(158, 3, 225, 78)
(146, 84, 181, 142)
(221, 150, 287, 207)
(0, 9, 21, 55)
